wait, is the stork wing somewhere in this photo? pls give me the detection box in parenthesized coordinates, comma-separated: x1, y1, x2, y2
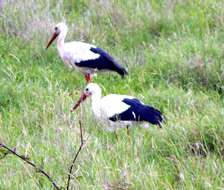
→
(99, 94, 135, 118)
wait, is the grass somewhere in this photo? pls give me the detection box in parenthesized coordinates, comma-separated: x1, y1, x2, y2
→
(0, 0, 224, 189)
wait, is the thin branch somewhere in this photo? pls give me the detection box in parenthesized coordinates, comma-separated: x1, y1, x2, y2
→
(0, 143, 60, 190)
(66, 120, 86, 190)
(0, 146, 16, 160)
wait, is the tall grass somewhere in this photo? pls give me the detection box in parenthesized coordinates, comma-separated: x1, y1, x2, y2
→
(0, 0, 65, 40)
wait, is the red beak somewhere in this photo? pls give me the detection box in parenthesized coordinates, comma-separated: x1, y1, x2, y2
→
(71, 92, 88, 112)
(46, 32, 59, 49)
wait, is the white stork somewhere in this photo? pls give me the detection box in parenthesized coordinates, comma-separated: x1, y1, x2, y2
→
(46, 22, 128, 82)
(71, 83, 163, 132)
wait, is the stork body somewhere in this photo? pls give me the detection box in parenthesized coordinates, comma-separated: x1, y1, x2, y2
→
(71, 83, 163, 131)
(46, 23, 128, 82)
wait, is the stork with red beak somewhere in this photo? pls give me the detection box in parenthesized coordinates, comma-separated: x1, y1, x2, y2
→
(71, 83, 163, 132)
(46, 22, 128, 83)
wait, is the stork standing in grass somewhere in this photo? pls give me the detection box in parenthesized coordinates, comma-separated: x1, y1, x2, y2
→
(71, 83, 163, 134)
(46, 22, 128, 83)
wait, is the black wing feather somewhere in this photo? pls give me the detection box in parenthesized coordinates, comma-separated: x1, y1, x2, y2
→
(109, 98, 163, 126)
(75, 47, 128, 77)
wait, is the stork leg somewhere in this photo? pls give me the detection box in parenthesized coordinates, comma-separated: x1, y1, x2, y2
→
(126, 125, 131, 142)
(114, 131, 118, 141)
(126, 125, 130, 136)
(84, 73, 91, 83)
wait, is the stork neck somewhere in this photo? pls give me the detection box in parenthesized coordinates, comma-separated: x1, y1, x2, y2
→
(91, 92, 101, 117)
(57, 33, 65, 49)
(91, 91, 101, 103)
(56, 33, 66, 58)
(91, 91, 101, 107)
(57, 27, 68, 50)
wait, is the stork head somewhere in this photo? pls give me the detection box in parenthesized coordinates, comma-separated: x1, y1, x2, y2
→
(83, 83, 101, 96)
(46, 22, 68, 49)
(71, 83, 102, 112)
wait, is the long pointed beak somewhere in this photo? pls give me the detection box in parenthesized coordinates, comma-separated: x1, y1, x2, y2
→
(46, 32, 58, 49)
(71, 92, 88, 112)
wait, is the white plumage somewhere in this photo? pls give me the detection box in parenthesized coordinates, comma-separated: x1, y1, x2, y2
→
(93, 94, 135, 130)
(46, 22, 128, 82)
(59, 42, 100, 67)
(71, 83, 163, 131)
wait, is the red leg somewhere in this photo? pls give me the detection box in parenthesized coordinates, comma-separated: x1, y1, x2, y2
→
(84, 74, 91, 83)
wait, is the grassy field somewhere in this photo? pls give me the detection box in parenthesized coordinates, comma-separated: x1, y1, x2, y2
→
(0, 0, 224, 189)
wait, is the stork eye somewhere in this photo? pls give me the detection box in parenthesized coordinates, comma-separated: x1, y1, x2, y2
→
(86, 88, 89, 92)
(54, 27, 58, 31)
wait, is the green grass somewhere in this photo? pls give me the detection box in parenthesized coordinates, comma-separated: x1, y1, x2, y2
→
(0, 0, 224, 189)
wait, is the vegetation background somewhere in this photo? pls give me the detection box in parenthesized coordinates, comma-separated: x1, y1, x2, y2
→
(0, 0, 224, 189)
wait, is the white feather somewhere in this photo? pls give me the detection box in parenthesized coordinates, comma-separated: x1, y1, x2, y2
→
(78, 83, 158, 131)
(53, 23, 101, 75)
(62, 41, 100, 63)
(86, 84, 135, 130)
(98, 94, 134, 118)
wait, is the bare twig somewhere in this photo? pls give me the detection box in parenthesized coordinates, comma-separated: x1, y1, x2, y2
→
(66, 120, 86, 190)
(0, 146, 15, 160)
(0, 143, 60, 190)
(0, 120, 88, 189)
